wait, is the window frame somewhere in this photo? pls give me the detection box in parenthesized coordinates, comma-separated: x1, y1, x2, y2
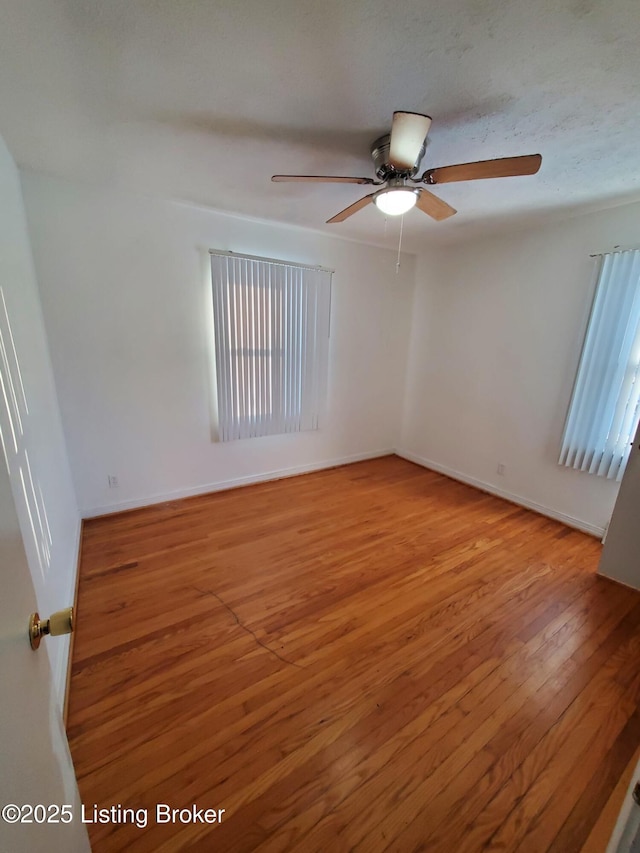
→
(209, 250, 332, 443)
(559, 249, 640, 480)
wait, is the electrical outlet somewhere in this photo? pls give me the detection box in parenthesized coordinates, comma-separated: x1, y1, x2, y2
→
(497, 463, 506, 476)
(108, 475, 119, 488)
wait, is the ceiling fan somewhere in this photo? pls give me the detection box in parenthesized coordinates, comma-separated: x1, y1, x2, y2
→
(272, 111, 542, 224)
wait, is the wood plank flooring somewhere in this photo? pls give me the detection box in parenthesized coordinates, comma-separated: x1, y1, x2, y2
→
(67, 455, 640, 852)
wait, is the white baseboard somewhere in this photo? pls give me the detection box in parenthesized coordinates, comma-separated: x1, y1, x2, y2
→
(82, 448, 394, 519)
(395, 448, 606, 539)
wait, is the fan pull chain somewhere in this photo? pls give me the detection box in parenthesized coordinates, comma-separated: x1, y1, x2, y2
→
(396, 215, 404, 274)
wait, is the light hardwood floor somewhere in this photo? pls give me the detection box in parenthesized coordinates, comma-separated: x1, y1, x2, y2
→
(67, 456, 640, 852)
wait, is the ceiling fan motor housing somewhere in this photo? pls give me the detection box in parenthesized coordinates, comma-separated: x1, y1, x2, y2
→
(370, 134, 427, 180)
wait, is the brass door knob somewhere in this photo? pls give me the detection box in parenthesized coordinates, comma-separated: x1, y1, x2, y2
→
(29, 607, 74, 650)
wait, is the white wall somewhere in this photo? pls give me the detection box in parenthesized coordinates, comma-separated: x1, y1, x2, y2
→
(0, 137, 79, 706)
(21, 172, 415, 516)
(19, 167, 637, 540)
(398, 203, 640, 536)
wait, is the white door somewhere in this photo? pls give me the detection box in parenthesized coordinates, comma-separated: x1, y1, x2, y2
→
(598, 420, 640, 589)
(0, 447, 90, 851)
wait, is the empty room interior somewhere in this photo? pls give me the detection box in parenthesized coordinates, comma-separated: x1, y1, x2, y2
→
(2, 0, 640, 851)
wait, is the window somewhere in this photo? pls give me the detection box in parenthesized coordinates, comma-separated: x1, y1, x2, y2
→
(210, 251, 332, 442)
(559, 250, 640, 480)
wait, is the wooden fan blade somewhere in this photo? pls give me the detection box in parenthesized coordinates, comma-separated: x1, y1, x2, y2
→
(272, 175, 374, 184)
(388, 111, 432, 170)
(416, 189, 457, 221)
(425, 154, 542, 185)
(326, 194, 375, 223)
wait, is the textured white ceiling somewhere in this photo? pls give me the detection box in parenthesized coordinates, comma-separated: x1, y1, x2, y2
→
(1, 0, 639, 250)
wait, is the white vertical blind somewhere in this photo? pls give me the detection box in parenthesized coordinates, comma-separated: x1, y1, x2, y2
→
(210, 252, 331, 442)
(559, 250, 640, 481)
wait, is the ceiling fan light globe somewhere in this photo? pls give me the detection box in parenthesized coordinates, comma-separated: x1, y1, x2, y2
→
(374, 189, 417, 216)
